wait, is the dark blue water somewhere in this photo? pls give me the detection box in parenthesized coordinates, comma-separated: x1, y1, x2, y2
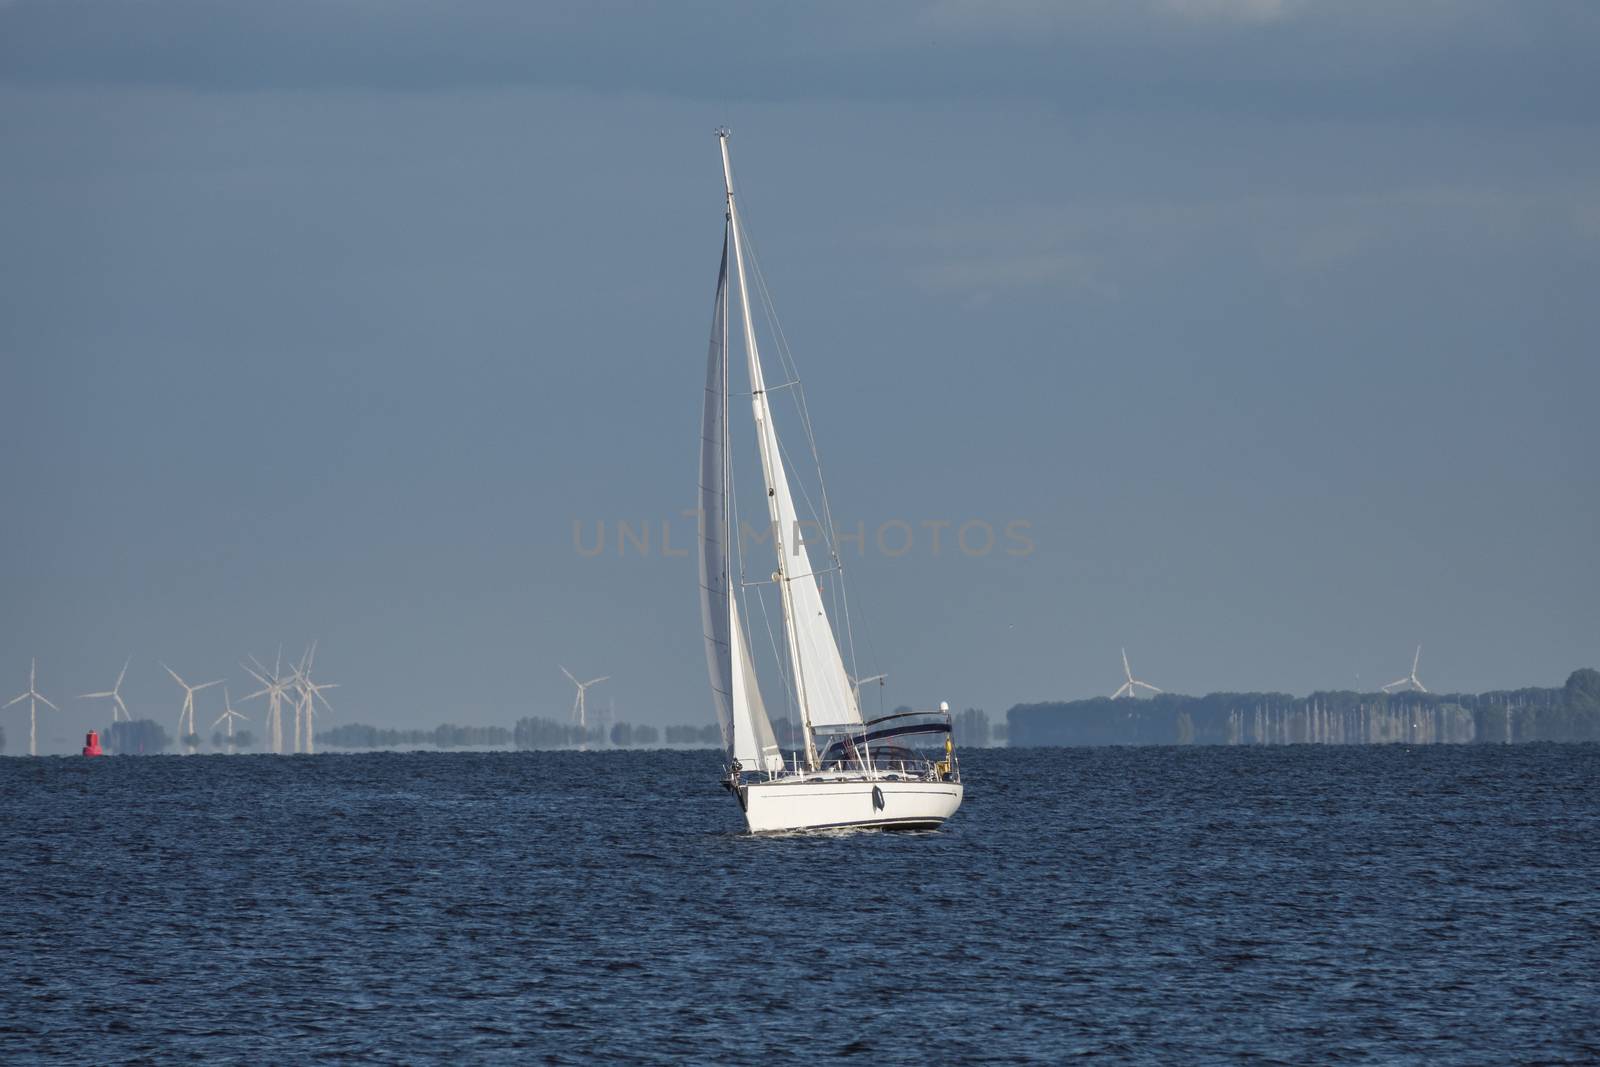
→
(3, 745, 1597, 1064)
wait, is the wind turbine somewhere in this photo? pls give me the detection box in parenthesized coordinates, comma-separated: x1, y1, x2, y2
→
(241, 650, 291, 755)
(162, 662, 222, 754)
(1112, 648, 1162, 699)
(212, 687, 250, 754)
(288, 642, 316, 753)
(561, 667, 608, 733)
(81, 656, 134, 724)
(287, 646, 337, 756)
(6, 658, 59, 757)
(1381, 645, 1428, 693)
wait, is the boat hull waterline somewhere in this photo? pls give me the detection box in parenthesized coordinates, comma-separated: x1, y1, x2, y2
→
(737, 777, 964, 834)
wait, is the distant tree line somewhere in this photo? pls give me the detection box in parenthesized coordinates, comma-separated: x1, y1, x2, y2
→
(664, 723, 724, 746)
(319, 723, 513, 749)
(952, 708, 1007, 747)
(513, 717, 602, 749)
(314, 717, 710, 751)
(71, 708, 1023, 756)
(608, 722, 659, 746)
(28, 715, 731, 755)
(512, 717, 739, 750)
(106, 719, 172, 755)
(1008, 668, 1600, 747)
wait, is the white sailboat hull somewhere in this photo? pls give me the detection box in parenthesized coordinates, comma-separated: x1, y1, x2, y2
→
(738, 776, 964, 834)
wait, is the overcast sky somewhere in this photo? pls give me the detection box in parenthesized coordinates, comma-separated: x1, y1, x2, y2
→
(3, 1, 1597, 751)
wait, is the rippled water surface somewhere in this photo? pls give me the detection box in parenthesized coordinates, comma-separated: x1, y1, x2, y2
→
(3, 745, 1598, 1064)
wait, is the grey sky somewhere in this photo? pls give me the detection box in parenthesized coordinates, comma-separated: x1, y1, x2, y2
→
(2, 2, 1597, 751)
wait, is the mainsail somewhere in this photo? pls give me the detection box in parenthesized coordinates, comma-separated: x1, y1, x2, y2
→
(720, 145, 863, 736)
(700, 233, 784, 772)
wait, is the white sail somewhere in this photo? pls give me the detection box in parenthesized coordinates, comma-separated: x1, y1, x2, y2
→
(700, 232, 784, 772)
(731, 596, 783, 771)
(720, 146, 862, 734)
(746, 359, 862, 728)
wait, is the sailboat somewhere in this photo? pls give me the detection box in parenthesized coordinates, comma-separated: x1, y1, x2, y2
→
(699, 129, 964, 833)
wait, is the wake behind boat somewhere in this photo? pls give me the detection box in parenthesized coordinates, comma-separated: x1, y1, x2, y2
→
(698, 129, 963, 833)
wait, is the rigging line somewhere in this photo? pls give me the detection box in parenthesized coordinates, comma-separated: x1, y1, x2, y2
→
(766, 467, 857, 699)
(733, 406, 794, 726)
(845, 578, 883, 716)
(744, 222, 837, 538)
(772, 431, 833, 561)
(749, 364, 851, 640)
(727, 190, 809, 733)
(835, 552, 862, 689)
(751, 545, 794, 724)
(724, 166, 802, 402)
(724, 270, 794, 732)
(726, 371, 758, 688)
(751, 562, 841, 585)
(740, 214, 861, 682)
(736, 184, 869, 716)
(731, 381, 800, 398)
(769, 413, 860, 686)
(739, 222, 848, 610)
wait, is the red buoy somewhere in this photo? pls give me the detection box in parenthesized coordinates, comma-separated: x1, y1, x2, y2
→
(82, 730, 104, 757)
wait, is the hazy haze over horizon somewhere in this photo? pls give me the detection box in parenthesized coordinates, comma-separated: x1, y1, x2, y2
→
(2, 1, 1597, 751)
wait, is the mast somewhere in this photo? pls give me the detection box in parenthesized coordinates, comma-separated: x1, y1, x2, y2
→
(719, 128, 820, 769)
